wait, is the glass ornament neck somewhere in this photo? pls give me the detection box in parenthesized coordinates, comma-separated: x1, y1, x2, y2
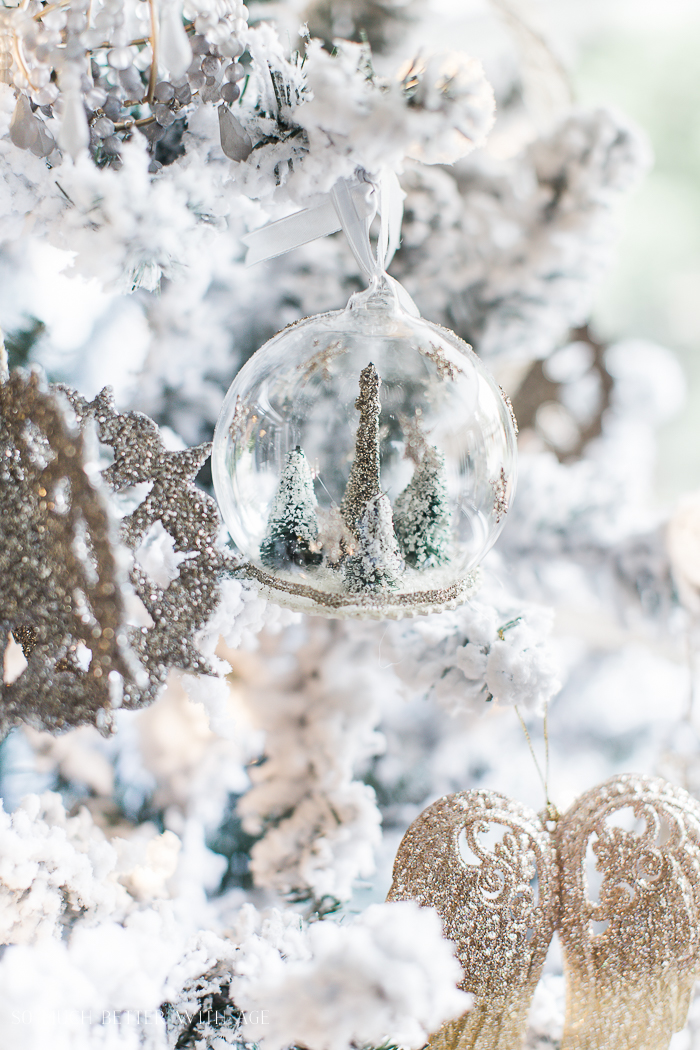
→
(347, 272, 421, 320)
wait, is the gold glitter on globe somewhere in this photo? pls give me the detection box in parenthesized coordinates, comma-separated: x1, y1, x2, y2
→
(387, 790, 558, 1050)
(556, 773, 700, 1050)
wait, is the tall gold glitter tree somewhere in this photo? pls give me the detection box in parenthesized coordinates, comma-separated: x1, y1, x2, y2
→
(340, 362, 382, 537)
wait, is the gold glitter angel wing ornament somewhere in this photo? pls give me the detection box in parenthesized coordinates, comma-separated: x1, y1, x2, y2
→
(388, 775, 700, 1050)
(557, 773, 700, 1050)
(387, 791, 559, 1050)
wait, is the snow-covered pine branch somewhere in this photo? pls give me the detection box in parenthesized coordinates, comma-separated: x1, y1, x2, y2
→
(393, 107, 652, 362)
(386, 596, 561, 717)
(231, 901, 469, 1050)
(237, 621, 391, 904)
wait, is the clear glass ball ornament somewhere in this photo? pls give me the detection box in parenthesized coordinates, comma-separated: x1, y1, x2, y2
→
(212, 275, 517, 619)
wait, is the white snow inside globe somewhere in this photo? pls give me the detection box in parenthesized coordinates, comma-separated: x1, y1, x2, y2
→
(212, 275, 517, 618)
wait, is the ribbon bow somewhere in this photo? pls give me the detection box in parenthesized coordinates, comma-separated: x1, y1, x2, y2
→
(241, 166, 407, 283)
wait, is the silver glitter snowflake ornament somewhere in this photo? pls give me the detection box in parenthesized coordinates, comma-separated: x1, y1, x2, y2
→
(1, 371, 229, 737)
(59, 386, 230, 709)
(1, 371, 136, 737)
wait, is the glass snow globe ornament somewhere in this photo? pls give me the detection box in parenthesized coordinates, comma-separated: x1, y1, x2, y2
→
(212, 178, 517, 618)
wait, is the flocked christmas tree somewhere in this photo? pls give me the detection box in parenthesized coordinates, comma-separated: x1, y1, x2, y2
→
(2, 0, 700, 1047)
(394, 445, 452, 568)
(343, 493, 406, 592)
(260, 446, 322, 568)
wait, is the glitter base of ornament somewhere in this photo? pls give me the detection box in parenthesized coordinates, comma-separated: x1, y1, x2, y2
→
(242, 563, 482, 620)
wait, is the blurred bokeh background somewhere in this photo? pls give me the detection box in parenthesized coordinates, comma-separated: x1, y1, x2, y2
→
(5, 0, 699, 498)
(409, 0, 700, 500)
(571, 0, 700, 502)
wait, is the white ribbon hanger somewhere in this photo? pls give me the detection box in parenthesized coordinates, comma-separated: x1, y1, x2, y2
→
(241, 166, 418, 314)
(241, 177, 375, 266)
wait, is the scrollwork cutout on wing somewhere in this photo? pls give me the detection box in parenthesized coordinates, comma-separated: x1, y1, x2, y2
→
(557, 773, 700, 1050)
(387, 791, 558, 1050)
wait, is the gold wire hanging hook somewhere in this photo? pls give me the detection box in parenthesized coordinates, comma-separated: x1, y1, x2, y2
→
(515, 702, 559, 824)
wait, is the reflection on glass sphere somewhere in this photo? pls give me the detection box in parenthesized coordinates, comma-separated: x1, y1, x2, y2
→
(212, 277, 518, 619)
